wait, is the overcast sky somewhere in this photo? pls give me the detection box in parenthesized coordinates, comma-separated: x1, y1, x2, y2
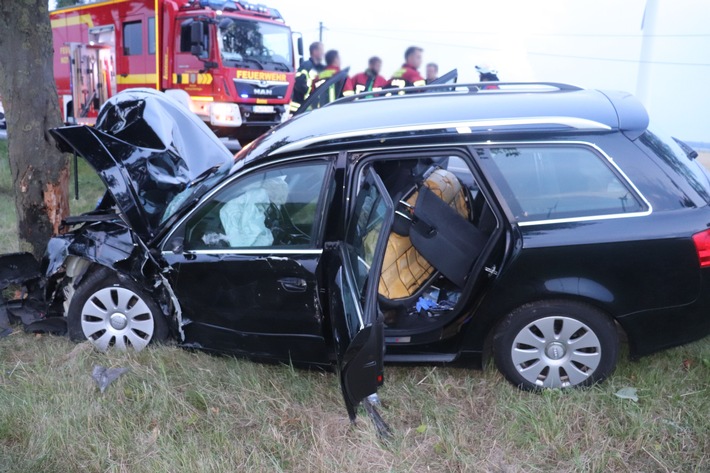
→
(49, 1, 710, 142)
(276, 0, 710, 142)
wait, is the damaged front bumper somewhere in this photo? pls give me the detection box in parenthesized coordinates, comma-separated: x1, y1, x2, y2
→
(0, 218, 182, 341)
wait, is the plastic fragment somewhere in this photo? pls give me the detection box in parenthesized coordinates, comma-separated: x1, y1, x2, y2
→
(614, 387, 639, 402)
(92, 365, 130, 393)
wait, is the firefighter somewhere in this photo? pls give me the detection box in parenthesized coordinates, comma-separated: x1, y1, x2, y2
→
(310, 50, 354, 103)
(475, 64, 500, 89)
(351, 56, 387, 94)
(387, 46, 426, 90)
(425, 62, 439, 84)
(290, 41, 325, 112)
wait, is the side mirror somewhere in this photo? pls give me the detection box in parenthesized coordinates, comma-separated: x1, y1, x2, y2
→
(190, 21, 206, 57)
(293, 33, 304, 68)
(170, 237, 185, 255)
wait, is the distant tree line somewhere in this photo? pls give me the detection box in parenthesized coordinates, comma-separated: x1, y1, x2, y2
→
(55, 0, 84, 8)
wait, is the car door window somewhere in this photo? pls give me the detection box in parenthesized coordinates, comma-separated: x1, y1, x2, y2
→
(345, 171, 390, 304)
(481, 145, 647, 223)
(184, 162, 328, 250)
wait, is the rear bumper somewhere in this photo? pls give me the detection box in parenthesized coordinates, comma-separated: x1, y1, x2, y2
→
(617, 275, 710, 358)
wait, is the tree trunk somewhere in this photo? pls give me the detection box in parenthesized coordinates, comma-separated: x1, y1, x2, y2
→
(0, 0, 69, 260)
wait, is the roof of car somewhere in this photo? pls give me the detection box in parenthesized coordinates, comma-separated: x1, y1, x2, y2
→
(237, 83, 649, 165)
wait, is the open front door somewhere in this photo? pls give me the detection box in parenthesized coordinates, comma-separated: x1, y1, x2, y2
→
(294, 67, 351, 116)
(328, 167, 393, 421)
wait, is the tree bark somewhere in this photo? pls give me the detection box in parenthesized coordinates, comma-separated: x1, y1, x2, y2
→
(0, 0, 69, 259)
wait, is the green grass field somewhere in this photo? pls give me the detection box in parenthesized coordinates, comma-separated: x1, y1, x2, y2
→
(0, 143, 708, 472)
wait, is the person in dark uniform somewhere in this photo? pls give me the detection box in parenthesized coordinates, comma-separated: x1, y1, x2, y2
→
(290, 42, 325, 112)
(425, 62, 439, 84)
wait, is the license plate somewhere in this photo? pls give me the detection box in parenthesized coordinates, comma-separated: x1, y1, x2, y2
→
(253, 105, 275, 114)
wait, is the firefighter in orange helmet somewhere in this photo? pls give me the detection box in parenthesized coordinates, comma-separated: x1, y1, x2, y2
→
(352, 56, 387, 94)
(387, 46, 426, 90)
(310, 50, 354, 103)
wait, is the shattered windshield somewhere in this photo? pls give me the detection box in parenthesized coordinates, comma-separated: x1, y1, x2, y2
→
(218, 17, 293, 71)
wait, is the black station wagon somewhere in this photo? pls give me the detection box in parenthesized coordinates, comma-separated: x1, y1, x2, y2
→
(3, 84, 709, 420)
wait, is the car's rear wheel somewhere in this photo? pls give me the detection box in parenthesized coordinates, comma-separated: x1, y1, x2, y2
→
(67, 268, 168, 352)
(493, 301, 619, 390)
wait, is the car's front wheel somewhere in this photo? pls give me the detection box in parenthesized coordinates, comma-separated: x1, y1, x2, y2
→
(493, 301, 619, 390)
(67, 268, 168, 352)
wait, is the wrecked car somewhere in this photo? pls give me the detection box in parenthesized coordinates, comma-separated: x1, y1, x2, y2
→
(2, 84, 710, 420)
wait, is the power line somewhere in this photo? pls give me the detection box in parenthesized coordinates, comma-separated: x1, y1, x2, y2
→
(334, 26, 710, 39)
(332, 29, 710, 67)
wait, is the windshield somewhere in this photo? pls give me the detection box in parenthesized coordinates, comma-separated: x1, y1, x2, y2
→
(218, 17, 293, 72)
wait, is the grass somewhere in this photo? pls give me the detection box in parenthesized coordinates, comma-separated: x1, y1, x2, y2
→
(0, 143, 709, 472)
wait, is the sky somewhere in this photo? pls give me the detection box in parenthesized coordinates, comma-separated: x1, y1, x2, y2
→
(48, 0, 710, 142)
(276, 0, 710, 142)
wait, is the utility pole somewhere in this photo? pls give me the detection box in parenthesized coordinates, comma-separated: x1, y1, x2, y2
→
(319, 21, 323, 42)
(636, 0, 659, 109)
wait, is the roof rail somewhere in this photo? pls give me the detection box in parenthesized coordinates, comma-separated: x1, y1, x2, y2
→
(328, 82, 584, 107)
(268, 116, 611, 156)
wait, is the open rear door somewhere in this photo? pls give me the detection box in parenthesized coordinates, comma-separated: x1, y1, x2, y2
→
(430, 68, 458, 85)
(327, 167, 393, 421)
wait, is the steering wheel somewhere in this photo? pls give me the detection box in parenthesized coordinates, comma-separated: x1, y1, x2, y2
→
(266, 204, 311, 246)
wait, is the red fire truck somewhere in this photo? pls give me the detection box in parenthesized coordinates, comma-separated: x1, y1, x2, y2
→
(50, 0, 302, 141)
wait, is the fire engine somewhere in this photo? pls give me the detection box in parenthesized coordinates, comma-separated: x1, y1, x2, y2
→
(50, 0, 302, 141)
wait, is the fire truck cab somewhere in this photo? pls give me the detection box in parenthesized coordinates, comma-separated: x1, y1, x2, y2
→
(51, 0, 301, 142)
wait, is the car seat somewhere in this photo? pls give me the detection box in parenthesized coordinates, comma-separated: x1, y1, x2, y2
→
(378, 168, 485, 315)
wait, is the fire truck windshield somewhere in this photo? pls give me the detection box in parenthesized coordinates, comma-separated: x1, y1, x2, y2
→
(218, 17, 293, 72)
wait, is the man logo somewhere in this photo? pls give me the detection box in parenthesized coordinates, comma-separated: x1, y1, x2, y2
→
(253, 88, 273, 96)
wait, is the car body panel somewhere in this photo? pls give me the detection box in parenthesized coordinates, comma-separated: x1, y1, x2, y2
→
(50, 89, 234, 241)
(164, 250, 330, 363)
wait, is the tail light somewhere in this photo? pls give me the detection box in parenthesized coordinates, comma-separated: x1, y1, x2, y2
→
(692, 229, 710, 267)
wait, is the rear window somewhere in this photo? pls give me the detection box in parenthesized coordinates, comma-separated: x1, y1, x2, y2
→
(481, 145, 647, 223)
(640, 130, 710, 204)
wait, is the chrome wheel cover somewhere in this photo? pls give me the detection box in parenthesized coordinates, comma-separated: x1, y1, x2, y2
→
(511, 316, 602, 388)
(80, 286, 154, 352)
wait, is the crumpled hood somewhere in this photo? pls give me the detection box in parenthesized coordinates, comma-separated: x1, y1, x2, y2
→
(50, 89, 234, 241)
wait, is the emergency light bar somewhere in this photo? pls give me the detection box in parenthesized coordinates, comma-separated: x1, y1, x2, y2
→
(197, 0, 281, 18)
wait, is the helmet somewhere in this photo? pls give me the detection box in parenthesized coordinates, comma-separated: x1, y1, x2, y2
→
(475, 64, 497, 75)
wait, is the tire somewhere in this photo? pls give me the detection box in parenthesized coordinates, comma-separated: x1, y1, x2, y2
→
(493, 300, 619, 390)
(67, 267, 168, 352)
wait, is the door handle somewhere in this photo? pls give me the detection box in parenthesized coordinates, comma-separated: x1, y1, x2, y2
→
(279, 277, 308, 292)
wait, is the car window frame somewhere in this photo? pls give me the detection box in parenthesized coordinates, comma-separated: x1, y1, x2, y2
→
(344, 147, 490, 222)
(160, 155, 337, 255)
(472, 140, 653, 227)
